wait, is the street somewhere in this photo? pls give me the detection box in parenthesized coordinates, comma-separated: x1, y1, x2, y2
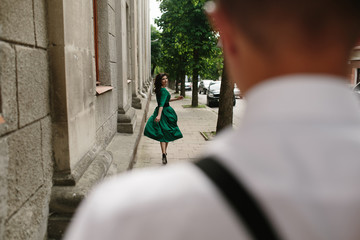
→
(188, 90, 246, 128)
(132, 89, 247, 169)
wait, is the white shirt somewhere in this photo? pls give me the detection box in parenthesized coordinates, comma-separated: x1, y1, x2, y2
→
(64, 75, 360, 240)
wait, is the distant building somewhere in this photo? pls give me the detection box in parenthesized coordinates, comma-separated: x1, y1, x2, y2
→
(0, 0, 151, 239)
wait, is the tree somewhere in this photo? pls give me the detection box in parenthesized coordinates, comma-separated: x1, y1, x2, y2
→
(156, 0, 220, 105)
(200, 50, 223, 80)
(216, 63, 233, 133)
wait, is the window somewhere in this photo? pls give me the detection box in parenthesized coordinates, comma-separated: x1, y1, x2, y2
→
(93, 0, 113, 95)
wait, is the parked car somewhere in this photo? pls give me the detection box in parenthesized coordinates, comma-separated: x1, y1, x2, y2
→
(178, 82, 192, 91)
(184, 82, 192, 91)
(234, 84, 242, 99)
(206, 81, 236, 107)
(199, 80, 214, 94)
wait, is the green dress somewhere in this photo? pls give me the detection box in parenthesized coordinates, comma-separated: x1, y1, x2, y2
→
(144, 88, 183, 142)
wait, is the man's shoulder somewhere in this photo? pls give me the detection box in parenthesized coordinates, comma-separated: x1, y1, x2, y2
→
(86, 163, 213, 216)
(66, 162, 249, 239)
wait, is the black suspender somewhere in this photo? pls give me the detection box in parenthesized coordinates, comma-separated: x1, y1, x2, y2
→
(194, 157, 282, 240)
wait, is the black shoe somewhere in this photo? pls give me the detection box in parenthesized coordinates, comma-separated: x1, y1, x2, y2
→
(162, 153, 167, 165)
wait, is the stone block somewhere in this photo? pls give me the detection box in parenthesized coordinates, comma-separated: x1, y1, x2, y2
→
(49, 150, 113, 239)
(110, 62, 117, 85)
(0, 0, 35, 45)
(97, 0, 111, 86)
(48, 214, 71, 240)
(132, 96, 142, 109)
(97, 0, 108, 33)
(34, 0, 48, 48)
(117, 108, 137, 133)
(0, 137, 9, 240)
(5, 185, 51, 240)
(109, 34, 117, 62)
(47, 0, 65, 46)
(7, 122, 43, 217)
(16, 46, 49, 127)
(68, 106, 96, 170)
(96, 91, 114, 128)
(63, 0, 93, 48)
(52, 122, 70, 173)
(0, 42, 18, 136)
(108, 0, 116, 10)
(64, 45, 97, 170)
(108, 5, 116, 36)
(65, 48, 95, 117)
(48, 45, 67, 122)
(41, 116, 53, 180)
(96, 110, 117, 149)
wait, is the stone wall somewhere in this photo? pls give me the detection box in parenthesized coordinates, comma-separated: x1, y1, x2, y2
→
(95, 0, 118, 150)
(48, 0, 152, 239)
(48, 0, 97, 174)
(0, 0, 52, 239)
(0, 0, 151, 239)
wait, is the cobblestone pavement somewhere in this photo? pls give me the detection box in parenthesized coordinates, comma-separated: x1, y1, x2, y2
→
(132, 90, 219, 169)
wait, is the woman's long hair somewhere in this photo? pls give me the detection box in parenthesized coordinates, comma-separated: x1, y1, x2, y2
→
(154, 73, 167, 96)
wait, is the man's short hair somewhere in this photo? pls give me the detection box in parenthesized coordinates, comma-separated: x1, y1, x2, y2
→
(217, 0, 360, 52)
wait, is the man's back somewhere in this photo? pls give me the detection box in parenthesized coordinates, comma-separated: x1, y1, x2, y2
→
(65, 75, 360, 240)
(205, 75, 360, 239)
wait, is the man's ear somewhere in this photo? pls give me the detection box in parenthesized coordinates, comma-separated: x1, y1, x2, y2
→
(205, 2, 238, 57)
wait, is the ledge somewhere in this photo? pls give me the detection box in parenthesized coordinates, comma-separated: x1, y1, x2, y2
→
(96, 86, 113, 95)
(49, 150, 113, 214)
(53, 145, 101, 186)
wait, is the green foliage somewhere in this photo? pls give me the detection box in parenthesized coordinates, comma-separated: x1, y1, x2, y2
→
(155, 0, 223, 82)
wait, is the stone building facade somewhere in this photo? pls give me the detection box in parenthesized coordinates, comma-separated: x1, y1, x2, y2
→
(0, 0, 151, 239)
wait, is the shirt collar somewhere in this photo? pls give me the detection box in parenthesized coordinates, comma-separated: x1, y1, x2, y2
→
(242, 74, 360, 125)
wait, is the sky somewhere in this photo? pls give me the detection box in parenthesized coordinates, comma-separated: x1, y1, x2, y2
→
(149, 0, 161, 27)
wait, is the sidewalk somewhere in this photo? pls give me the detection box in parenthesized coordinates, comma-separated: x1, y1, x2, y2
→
(132, 90, 218, 169)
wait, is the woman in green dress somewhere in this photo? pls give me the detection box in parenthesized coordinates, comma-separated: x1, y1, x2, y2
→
(144, 73, 184, 164)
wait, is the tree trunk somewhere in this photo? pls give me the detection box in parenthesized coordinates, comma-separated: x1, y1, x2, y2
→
(216, 63, 233, 133)
(180, 71, 186, 97)
(175, 73, 179, 93)
(191, 50, 199, 107)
